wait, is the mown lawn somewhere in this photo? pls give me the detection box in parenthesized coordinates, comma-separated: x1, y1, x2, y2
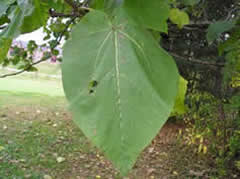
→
(0, 61, 63, 96)
(0, 92, 97, 179)
(0, 78, 64, 96)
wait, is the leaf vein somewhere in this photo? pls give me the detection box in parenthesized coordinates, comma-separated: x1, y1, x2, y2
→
(118, 30, 152, 71)
(114, 31, 124, 143)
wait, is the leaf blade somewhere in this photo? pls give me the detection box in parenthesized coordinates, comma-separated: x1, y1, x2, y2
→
(207, 20, 236, 44)
(62, 9, 179, 175)
(123, 0, 170, 32)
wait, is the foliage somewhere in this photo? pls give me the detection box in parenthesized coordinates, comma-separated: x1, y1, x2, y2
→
(123, 0, 170, 32)
(172, 77, 188, 115)
(62, 9, 179, 174)
(0, 0, 240, 176)
(169, 8, 190, 29)
(207, 20, 236, 44)
(182, 89, 240, 177)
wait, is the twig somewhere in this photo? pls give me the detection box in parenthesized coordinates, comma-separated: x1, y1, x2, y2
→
(49, 9, 82, 18)
(0, 16, 77, 78)
(225, 7, 239, 21)
(170, 52, 225, 67)
(188, 20, 212, 26)
(0, 58, 48, 78)
(0, 25, 7, 30)
(55, 16, 77, 46)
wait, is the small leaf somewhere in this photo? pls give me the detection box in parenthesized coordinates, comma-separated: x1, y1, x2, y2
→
(0, 15, 10, 26)
(0, 38, 12, 62)
(207, 21, 236, 44)
(52, 49, 59, 56)
(27, 66, 38, 72)
(173, 171, 179, 175)
(56, 157, 65, 163)
(169, 8, 190, 28)
(171, 77, 188, 115)
(43, 175, 52, 179)
(0, 146, 5, 151)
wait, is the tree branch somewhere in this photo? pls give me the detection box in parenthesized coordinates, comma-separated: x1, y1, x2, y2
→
(0, 25, 7, 30)
(0, 58, 48, 78)
(188, 20, 212, 26)
(225, 7, 239, 21)
(49, 9, 81, 18)
(170, 52, 225, 67)
(0, 17, 77, 78)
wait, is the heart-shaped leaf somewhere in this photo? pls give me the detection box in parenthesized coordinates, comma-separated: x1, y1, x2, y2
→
(123, 0, 170, 32)
(21, 0, 49, 33)
(62, 9, 179, 175)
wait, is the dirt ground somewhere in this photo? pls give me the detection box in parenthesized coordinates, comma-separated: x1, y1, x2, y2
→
(0, 104, 218, 179)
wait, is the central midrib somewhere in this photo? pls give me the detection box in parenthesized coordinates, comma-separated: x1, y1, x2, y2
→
(114, 30, 125, 152)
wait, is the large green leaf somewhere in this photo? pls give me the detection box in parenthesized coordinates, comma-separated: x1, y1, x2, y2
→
(90, 0, 123, 11)
(62, 9, 179, 175)
(47, 0, 65, 11)
(21, 0, 49, 33)
(0, 3, 9, 17)
(0, 0, 39, 62)
(17, 0, 34, 16)
(0, 6, 26, 62)
(207, 20, 236, 44)
(0, 0, 16, 17)
(123, 0, 170, 32)
(90, 0, 105, 9)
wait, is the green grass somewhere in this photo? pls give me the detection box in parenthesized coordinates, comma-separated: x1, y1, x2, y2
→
(34, 62, 61, 75)
(1, 61, 61, 76)
(0, 91, 67, 109)
(0, 77, 64, 96)
(0, 92, 96, 179)
(0, 111, 93, 178)
(0, 61, 63, 96)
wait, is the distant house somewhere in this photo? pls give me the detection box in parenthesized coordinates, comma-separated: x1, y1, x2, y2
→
(8, 40, 62, 63)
